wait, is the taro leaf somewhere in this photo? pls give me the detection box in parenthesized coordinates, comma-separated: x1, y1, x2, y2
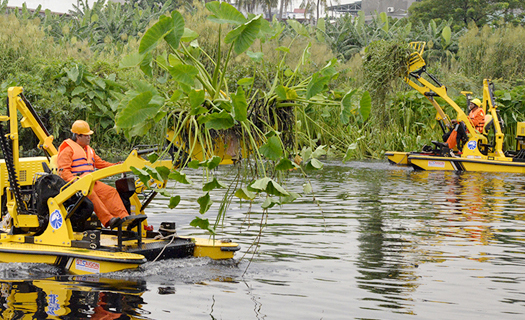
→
(119, 52, 145, 69)
(164, 11, 185, 51)
(168, 170, 191, 184)
(140, 52, 153, 78)
(300, 146, 312, 161)
(250, 177, 289, 197)
(147, 153, 159, 163)
(188, 160, 200, 169)
(66, 65, 81, 84)
(116, 91, 164, 128)
(359, 91, 371, 121)
(232, 87, 247, 122)
(189, 89, 206, 109)
(275, 158, 298, 171)
(198, 110, 234, 130)
(155, 165, 171, 181)
(246, 50, 263, 62)
(206, 1, 247, 25)
(237, 77, 254, 86)
(144, 165, 163, 182)
(130, 166, 151, 186)
(197, 192, 212, 214)
(259, 136, 282, 161)
(312, 145, 327, 158)
(190, 216, 216, 234)
(139, 15, 175, 55)
(340, 89, 357, 124)
(306, 158, 324, 170)
(235, 187, 256, 200)
(262, 197, 280, 209)
(224, 15, 262, 55)
(276, 85, 298, 100)
(169, 195, 181, 209)
(306, 73, 330, 99)
(303, 182, 313, 194)
(168, 64, 199, 87)
(281, 191, 301, 204)
(207, 156, 222, 170)
(203, 177, 227, 191)
(181, 28, 199, 42)
(287, 19, 309, 37)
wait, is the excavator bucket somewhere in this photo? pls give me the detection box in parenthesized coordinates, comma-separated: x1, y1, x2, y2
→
(407, 42, 426, 73)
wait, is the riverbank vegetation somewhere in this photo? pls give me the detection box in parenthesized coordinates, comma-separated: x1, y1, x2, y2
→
(1, 0, 524, 236)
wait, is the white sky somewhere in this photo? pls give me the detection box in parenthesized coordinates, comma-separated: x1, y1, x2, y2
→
(6, 0, 93, 13)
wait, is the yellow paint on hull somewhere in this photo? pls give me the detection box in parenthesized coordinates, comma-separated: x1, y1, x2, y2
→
(0, 242, 145, 275)
(385, 151, 411, 166)
(183, 237, 240, 260)
(408, 155, 525, 173)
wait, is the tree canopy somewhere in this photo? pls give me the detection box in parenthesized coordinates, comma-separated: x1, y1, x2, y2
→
(409, 0, 525, 29)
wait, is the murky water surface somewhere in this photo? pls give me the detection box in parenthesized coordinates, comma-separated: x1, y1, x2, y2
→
(2, 161, 525, 319)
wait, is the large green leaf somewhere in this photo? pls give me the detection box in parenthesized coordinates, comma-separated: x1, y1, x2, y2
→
(232, 87, 247, 122)
(249, 177, 289, 197)
(287, 19, 309, 37)
(190, 216, 215, 234)
(116, 91, 164, 128)
(168, 64, 199, 87)
(139, 15, 175, 55)
(306, 73, 330, 99)
(119, 52, 145, 69)
(181, 28, 199, 42)
(259, 136, 283, 161)
(164, 11, 185, 51)
(198, 110, 234, 130)
(168, 170, 191, 184)
(189, 89, 205, 109)
(340, 89, 357, 124)
(197, 192, 212, 214)
(203, 177, 227, 192)
(359, 91, 372, 121)
(224, 15, 262, 55)
(206, 1, 246, 25)
(234, 187, 256, 200)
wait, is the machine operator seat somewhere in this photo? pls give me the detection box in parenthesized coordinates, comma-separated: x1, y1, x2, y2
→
(483, 114, 494, 135)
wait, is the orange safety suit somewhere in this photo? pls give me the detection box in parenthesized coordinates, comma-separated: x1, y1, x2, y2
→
(57, 139, 128, 227)
(469, 107, 485, 133)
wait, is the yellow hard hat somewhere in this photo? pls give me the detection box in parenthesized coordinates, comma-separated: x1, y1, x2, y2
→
(71, 120, 94, 135)
(471, 98, 482, 107)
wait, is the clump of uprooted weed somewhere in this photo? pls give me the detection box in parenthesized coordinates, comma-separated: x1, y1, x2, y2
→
(363, 40, 411, 124)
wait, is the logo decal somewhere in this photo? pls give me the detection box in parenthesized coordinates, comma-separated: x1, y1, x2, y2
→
(428, 161, 445, 168)
(75, 258, 101, 273)
(50, 210, 63, 230)
(467, 140, 477, 150)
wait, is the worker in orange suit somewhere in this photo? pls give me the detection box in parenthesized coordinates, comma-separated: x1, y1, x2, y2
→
(57, 120, 128, 229)
(468, 98, 485, 133)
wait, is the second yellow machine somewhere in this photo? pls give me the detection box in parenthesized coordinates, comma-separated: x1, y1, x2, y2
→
(386, 42, 525, 173)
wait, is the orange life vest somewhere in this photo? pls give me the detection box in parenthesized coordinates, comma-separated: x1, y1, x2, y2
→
(58, 139, 95, 175)
(469, 107, 485, 133)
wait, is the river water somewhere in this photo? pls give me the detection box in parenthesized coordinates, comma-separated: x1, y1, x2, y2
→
(1, 160, 525, 319)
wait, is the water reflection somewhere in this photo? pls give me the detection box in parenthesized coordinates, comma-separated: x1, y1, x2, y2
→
(0, 275, 146, 319)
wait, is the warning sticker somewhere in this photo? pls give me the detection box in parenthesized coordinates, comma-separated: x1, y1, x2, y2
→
(75, 258, 100, 273)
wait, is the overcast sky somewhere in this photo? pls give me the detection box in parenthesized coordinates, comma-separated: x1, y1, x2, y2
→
(7, 0, 92, 13)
